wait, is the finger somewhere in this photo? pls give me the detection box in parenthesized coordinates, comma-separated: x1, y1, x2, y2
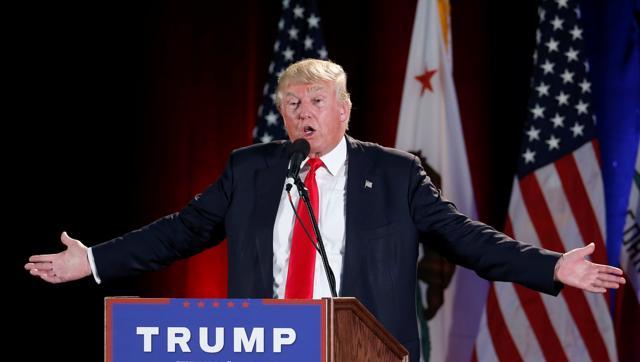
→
(24, 262, 53, 271)
(29, 268, 49, 277)
(596, 278, 624, 289)
(29, 254, 57, 263)
(597, 265, 624, 275)
(596, 281, 620, 289)
(597, 273, 626, 283)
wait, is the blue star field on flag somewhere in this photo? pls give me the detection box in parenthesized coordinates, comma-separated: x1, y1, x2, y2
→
(253, 0, 328, 144)
(518, 0, 596, 177)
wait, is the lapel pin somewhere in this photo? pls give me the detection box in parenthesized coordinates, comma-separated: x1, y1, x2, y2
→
(365, 180, 373, 189)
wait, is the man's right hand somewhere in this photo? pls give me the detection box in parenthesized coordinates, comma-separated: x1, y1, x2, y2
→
(25, 231, 92, 284)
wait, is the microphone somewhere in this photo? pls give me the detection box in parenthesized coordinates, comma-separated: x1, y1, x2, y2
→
(285, 139, 310, 192)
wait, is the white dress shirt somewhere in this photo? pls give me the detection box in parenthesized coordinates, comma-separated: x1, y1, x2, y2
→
(273, 137, 347, 299)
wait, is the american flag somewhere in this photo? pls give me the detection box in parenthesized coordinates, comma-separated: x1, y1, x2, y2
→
(474, 1, 618, 361)
(253, 0, 328, 144)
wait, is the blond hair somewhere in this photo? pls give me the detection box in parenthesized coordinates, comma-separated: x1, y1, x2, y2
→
(275, 59, 352, 111)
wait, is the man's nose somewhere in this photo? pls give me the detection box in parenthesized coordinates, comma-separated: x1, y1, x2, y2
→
(297, 101, 311, 119)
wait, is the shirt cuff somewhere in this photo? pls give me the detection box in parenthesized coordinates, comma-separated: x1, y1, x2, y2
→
(87, 247, 102, 284)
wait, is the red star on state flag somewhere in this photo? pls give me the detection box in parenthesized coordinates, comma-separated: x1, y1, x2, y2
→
(415, 68, 437, 95)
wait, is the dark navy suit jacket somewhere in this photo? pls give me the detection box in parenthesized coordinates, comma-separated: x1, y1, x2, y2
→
(93, 135, 562, 361)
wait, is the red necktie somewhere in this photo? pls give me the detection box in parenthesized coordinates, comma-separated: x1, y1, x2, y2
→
(285, 158, 324, 299)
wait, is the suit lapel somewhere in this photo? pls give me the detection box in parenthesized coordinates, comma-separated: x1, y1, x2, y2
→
(342, 135, 377, 294)
(252, 143, 288, 292)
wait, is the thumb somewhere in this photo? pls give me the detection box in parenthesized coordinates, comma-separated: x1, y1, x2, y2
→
(576, 242, 595, 258)
(60, 231, 74, 247)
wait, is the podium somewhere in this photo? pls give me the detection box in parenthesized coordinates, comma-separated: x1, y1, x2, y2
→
(106, 297, 408, 361)
(326, 298, 409, 361)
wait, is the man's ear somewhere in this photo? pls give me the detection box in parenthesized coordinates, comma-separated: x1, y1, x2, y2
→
(338, 103, 349, 122)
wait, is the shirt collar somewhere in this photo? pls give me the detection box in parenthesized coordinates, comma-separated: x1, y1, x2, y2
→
(301, 136, 347, 176)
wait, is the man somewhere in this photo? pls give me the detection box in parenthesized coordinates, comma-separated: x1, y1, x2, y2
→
(25, 59, 625, 361)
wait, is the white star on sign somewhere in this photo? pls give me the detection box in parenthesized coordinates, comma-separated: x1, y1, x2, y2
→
(556, 0, 568, 9)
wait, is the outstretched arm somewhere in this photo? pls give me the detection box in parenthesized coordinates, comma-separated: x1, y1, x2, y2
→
(554, 242, 625, 293)
(24, 231, 92, 284)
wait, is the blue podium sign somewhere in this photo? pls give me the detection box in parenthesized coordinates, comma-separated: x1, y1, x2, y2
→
(106, 298, 326, 362)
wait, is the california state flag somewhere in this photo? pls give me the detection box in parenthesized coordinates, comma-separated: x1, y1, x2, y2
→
(395, 0, 486, 361)
(616, 142, 640, 362)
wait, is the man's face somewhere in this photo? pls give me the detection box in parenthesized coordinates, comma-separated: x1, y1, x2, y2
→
(280, 81, 348, 158)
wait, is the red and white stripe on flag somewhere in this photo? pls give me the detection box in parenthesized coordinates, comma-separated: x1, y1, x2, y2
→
(475, 141, 617, 362)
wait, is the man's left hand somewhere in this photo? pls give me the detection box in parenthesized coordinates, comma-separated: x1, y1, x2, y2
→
(554, 242, 626, 293)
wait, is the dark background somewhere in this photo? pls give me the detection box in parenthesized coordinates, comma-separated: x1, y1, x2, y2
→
(9, 0, 542, 359)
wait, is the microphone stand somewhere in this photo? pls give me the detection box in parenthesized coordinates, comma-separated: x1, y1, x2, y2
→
(293, 176, 338, 298)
